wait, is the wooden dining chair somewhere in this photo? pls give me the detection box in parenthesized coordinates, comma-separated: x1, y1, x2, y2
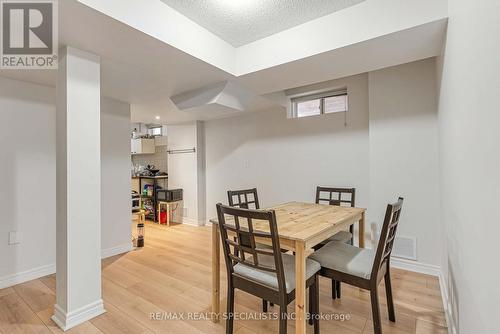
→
(314, 186, 356, 299)
(227, 188, 273, 311)
(309, 197, 404, 334)
(216, 203, 320, 334)
(315, 186, 356, 245)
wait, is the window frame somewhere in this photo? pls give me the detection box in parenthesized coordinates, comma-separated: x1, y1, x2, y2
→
(290, 89, 348, 119)
(148, 126, 163, 137)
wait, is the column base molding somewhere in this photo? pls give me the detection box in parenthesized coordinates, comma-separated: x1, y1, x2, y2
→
(52, 299, 105, 331)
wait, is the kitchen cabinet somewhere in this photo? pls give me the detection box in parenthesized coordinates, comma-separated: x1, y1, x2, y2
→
(131, 138, 155, 154)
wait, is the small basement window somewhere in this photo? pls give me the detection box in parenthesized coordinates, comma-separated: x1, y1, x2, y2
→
(291, 89, 348, 118)
(148, 126, 162, 137)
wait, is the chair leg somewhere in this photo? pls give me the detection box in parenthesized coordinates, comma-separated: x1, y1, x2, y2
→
(331, 279, 337, 299)
(262, 299, 268, 313)
(385, 270, 396, 322)
(308, 283, 317, 326)
(226, 286, 235, 334)
(370, 288, 382, 334)
(336, 280, 341, 298)
(349, 224, 354, 245)
(313, 276, 320, 334)
(308, 289, 313, 326)
(279, 306, 287, 334)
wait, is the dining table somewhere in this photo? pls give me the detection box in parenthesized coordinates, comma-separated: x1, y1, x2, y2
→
(210, 201, 366, 334)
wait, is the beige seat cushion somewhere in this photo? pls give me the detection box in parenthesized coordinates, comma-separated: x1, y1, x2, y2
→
(233, 253, 320, 293)
(309, 241, 374, 279)
(322, 230, 352, 244)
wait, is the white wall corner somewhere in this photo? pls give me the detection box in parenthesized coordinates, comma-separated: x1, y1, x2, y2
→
(51, 300, 105, 331)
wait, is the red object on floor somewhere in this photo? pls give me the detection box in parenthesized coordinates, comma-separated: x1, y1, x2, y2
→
(159, 210, 167, 225)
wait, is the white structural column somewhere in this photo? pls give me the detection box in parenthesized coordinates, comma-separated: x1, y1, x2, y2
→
(53, 47, 105, 330)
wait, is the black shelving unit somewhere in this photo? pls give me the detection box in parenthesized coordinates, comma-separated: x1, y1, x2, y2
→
(136, 175, 168, 222)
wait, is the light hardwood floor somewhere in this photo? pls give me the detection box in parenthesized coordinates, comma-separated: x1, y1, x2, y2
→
(0, 222, 448, 334)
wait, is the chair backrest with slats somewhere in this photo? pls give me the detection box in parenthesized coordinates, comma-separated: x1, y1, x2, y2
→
(227, 188, 260, 209)
(227, 188, 260, 248)
(316, 187, 356, 207)
(216, 203, 286, 292)
(371, 197, 404, 278)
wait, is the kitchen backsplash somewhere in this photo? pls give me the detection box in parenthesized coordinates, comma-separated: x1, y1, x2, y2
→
(131, 145, 168, 173)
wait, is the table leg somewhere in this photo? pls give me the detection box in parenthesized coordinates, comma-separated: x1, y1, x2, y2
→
(359, 211, 365, 248)
(295, 240, 306, 334)
(211, 223, 220, 322)
(167, 203, 170, 227)
(155, 179, 159, 222)
(158, 203, 161, 225)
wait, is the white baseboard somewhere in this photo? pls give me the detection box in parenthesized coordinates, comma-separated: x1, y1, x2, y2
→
(0, 263, 56, 289)
(0, 243, 132, 289)
(181, 217, 206, 226)
(52, 299, 105, 331)
(438, 271, 457, 334)
(390, 257, 441, 277)
(101, 242, 133, 259)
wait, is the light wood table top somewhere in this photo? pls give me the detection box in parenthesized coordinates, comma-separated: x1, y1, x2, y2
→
(209, 201, 365, 249)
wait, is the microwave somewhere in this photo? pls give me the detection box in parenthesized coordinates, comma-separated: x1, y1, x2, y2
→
(156, 189, 183, 202)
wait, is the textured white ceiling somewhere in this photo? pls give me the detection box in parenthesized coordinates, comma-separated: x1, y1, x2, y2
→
(159, 0, 366, 47)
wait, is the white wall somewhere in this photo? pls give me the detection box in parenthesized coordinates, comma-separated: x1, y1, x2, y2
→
(101, 98, 132, 252)
(368, 58, 441, 266)
(167, 121, 205, 225)
(437, 0, 500, 332)
(205, 73, 370, 220)
(204, 61, 441, 268)
(0, 77, 56, 284)
(0, 77, 132, 287)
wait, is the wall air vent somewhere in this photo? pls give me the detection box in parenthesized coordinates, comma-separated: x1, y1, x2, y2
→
(391, 235, 417, 260)
(374, 233, 417, 261)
